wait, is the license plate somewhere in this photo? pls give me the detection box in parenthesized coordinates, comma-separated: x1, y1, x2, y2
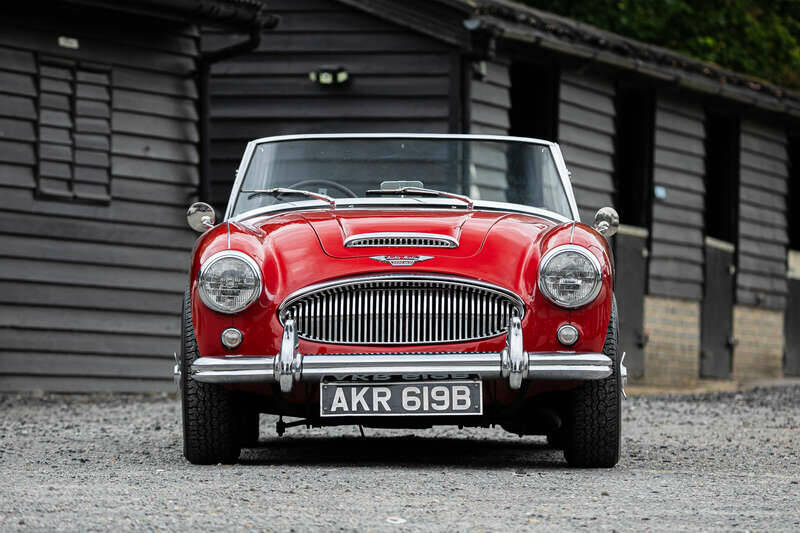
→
(320, 381, 482, 417)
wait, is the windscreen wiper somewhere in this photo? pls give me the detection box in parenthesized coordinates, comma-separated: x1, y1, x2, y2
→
(241, 188, 336, 206)
(365, 187, 473, 209)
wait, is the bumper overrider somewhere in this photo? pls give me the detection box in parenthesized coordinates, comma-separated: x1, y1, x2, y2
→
(183, 318, 620, 393)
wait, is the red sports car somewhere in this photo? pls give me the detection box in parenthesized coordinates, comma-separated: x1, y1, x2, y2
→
(178, 134, 625, 467)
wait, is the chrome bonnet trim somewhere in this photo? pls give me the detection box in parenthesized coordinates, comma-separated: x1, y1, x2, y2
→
(344, 232, 459, 248)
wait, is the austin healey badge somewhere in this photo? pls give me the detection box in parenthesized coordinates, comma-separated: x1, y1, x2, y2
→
(370, 255, 433, 267)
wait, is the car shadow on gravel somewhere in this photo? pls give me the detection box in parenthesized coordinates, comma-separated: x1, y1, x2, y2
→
(239, 436, 569, 469)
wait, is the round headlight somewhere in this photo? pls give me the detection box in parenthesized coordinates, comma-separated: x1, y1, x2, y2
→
(538, 245, 602, 308)
(198, 251, 261, 314)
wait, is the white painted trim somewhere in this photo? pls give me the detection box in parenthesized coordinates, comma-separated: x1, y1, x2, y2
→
(788, 249, 800, 280)
(616, 224, 649, 238)
(705, 236, 735, 253)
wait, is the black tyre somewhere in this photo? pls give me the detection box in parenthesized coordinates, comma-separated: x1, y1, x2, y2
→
(180, 288, 241, 464)
(562, 298, 621, 468)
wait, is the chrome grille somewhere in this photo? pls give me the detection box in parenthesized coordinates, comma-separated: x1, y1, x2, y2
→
(280, 275, 524, 345)
(344, 233, 457, 248)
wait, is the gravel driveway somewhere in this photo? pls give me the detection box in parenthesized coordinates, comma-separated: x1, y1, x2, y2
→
(1, 385, 798, 532)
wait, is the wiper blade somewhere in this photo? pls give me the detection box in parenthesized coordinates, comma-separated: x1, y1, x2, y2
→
(241, 187, 336, 206)
(365, 187, 473, 209)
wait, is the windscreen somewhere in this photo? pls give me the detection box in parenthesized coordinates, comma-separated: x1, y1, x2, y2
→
(231, 137, 572, 218)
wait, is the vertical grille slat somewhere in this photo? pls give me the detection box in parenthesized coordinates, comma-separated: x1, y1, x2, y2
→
(283, 277, 523, 345)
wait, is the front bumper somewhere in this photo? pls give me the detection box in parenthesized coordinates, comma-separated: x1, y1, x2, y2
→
(186, 318, 617, 393)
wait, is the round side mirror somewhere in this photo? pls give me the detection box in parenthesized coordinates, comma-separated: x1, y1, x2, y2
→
(593, 207, 619, 238)
(187, 202, 216, 233)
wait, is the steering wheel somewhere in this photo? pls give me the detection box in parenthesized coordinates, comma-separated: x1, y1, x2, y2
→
(287, 179, 358, 198)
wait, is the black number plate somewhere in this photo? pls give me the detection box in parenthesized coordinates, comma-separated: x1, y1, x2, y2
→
(320, 381, 482, 417)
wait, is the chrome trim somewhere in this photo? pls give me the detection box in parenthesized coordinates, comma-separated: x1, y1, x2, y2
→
(501, 317, 526, 389)
(278, 273, 525, 345)
(593, 207, 620, 238)
(224, 133, 579, 222)
(227, 199, 572, 226)
(189, 314, 614, 392)
(187, 202, 215, 233)
(557, 324, 579, 346)
(537, 244, 603, 309)
(173, 352, 180, 386)
(190, 351, 612, 389)
(277, 319, 300, 393)
(344, 232, 458, 248)
(198, 250, 262, 314)
(620, 351, 628, 400)
(220, 328, 243, 349)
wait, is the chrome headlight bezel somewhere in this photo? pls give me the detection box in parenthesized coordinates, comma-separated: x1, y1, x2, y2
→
(198, 250, 262, 314)
(538, 244, 603, 309)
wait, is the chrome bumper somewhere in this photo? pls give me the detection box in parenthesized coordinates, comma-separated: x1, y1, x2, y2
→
(187, 318, 616, 393)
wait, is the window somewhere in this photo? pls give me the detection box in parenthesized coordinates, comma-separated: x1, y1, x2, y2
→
(37, 56, 111, 202)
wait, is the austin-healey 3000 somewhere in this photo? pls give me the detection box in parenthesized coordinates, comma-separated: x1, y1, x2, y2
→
(178, 133, 625, 467)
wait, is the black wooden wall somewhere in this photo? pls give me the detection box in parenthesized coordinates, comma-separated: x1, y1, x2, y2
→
(469, 60, 511, 200)
(737, 119, 789, 309)
(205, 0, 459, 207)
(0, 6, 199, 392)
(558, 71, 617, 224)
(648, 94, 706, 300)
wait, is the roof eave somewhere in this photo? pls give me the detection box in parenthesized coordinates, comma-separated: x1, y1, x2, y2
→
(57, 0, 277, 31)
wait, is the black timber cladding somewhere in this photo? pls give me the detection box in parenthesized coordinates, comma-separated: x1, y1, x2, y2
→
(469, 60, 512, 201)
(737, 118, 789, 309)
(648, 94, 706, 300)
(206, 0, 458, 207)
(557, 70, 616, 224)
(0, 5, 201, 392)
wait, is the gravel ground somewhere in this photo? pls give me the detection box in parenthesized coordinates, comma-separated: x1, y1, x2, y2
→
(1, 386, 798, 532)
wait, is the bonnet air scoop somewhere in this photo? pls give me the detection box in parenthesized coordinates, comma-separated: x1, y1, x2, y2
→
(344, 232, 458, 248)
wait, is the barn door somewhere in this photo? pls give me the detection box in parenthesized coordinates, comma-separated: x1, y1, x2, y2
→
(787, 278, 800, 376)
(700, 111, 739, 380)
(786, 251, 800, 377)
(785, 134, 799, 377)
(700, 238, 735, 378)
(615, 227, 648, 379)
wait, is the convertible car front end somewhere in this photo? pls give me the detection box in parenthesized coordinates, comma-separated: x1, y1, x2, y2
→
(177, 134, 624, 467)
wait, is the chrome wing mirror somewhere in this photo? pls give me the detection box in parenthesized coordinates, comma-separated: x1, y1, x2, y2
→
(593, 207, 619, 238)
(187, 202, 216, 233)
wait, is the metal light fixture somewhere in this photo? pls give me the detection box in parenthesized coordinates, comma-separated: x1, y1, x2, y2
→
(309, 66, 349, 85)
(557, 324, 579, 346)
(221, 328, 243, 349)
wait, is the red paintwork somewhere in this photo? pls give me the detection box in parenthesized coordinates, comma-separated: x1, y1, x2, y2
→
(189, 207, 614, 408)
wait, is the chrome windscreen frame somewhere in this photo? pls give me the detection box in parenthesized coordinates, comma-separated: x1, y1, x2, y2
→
(223, 133, 581, 223)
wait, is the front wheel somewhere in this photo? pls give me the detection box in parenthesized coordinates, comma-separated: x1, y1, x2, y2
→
(180, 288, 242, 465)
(562, 298, 621, 468)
